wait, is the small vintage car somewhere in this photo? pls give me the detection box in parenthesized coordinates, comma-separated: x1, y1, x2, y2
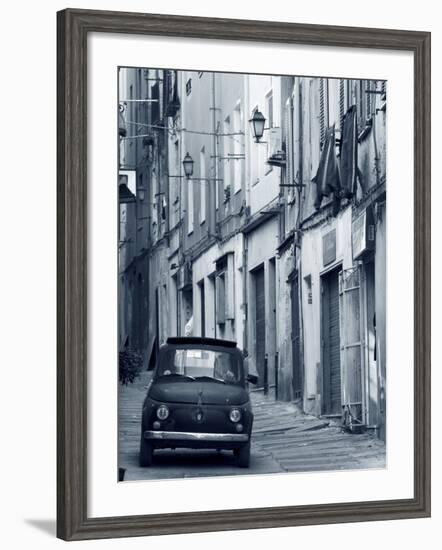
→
(140, 337, 257, 468)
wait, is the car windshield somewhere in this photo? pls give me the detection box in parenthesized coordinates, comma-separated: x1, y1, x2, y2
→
(158, 348, 240, 383)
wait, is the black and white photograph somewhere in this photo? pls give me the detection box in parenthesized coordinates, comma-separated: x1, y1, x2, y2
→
(117, 67, 387, 481)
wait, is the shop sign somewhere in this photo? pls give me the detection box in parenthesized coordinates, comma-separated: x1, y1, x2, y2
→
(322, 229, 336, 266)
(352, 207, 375, 259)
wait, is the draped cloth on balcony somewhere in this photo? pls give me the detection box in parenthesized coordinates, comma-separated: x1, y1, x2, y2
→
(340, 105, 358, 198)
(313, 125, 340, 210)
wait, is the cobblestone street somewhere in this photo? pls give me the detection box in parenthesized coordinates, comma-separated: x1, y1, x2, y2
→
(118, 372, 386, 481)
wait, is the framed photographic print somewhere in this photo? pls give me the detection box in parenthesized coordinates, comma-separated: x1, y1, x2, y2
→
(57, 8, 431, 541)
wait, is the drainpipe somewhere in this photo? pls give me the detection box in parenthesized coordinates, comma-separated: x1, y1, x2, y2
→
(372, 104, 381, 188)
(242, 235, 248, 355)
(163, 70, 170, 243)
(211, 72, 218, 238)
(296, 77, 304, 239)
(242, 74, 251, 356)
(296, 77, 306, 403)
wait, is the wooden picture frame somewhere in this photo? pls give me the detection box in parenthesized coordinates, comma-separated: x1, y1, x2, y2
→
(57, 8, 431, 541)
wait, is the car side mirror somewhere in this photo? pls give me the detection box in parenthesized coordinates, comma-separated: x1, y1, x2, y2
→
(246, 374, 258, 385)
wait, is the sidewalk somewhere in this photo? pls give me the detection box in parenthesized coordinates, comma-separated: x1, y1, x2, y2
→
(251, 390, 386, 472)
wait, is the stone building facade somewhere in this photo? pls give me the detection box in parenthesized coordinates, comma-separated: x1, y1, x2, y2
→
(118, 68, 387, 440)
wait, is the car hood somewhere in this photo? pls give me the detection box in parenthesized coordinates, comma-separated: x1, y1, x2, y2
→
(149, 379, 249, 406)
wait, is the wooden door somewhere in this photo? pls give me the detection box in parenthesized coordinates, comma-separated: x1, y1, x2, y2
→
(291, 276, 303, 399)
(254, 267, 266, 386)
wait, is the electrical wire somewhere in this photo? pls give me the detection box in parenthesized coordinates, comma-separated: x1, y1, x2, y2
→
(122, 119, 245, 145)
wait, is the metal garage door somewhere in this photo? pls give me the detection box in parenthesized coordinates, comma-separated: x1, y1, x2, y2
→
(322, 268, 342, 415)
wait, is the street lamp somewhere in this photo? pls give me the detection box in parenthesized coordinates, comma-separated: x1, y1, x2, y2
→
(249, 109, 266, 143)
(182, 152, 194, 179)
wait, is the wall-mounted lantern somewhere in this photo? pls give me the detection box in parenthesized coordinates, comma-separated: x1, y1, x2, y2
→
(182, 152, 194, 179)
(249, 109, 266, 143)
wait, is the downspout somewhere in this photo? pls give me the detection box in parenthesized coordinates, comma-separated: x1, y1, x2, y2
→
(211, 72, 218, 239)
(296, 77, 306, 403)
(242, 74, 251, 356)
(164, 71, 170, 243)
(371, 105, 381, 188)
(242, 236, 248, 355)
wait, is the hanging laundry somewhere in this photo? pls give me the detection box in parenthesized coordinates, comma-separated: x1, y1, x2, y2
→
(313, 125, 340, 209)
(340, 105, 358, 198)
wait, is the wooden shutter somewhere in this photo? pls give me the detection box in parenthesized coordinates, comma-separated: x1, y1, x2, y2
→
(365, 80, 372, 120)
(319, 79, 325, 147)
(339, 79, 345, 130)
(225, 254, 235, 320)
(339, 266, 365, 426)
(216, 272, 226, 325)
(285, 96, 294, 200)
(319, 78, 329, 148)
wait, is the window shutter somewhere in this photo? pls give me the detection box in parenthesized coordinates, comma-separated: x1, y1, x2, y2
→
(339, 79, 345, 130)
(216, 273, 226, 325)
(381, 80, 386, 96)
(365, 80, 372, 120)
(225, 255, 235, 320)
(319, 78, 329, 149)
(285, 97, 294, 199)
(319, 79, 325, 147)
(339, 267, 364, 427)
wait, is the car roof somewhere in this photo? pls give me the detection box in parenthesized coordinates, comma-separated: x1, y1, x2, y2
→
(165, 336, 237, 349)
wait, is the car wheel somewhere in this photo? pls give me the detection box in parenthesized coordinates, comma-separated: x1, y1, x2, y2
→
(139, 437, 153, 467)
(236, 442, 251, 468)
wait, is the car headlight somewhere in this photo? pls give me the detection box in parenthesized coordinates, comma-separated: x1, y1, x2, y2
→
(156, 404, 169, 420)
(229, 408, 241, 423)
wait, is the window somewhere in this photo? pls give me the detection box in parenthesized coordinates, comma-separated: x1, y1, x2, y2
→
(319, 78, 329, 148)
(223, 116, 232, 192)
(232, 102, 243, 193)
(187, 177, 194, 234)
(186, 78, 192, 96)
(138, 173, 144, 201)
(159, 348, 240, 383)
(200, 147, 206, 223)
(216, 272, 226, 325)
(129, 84, 133, 148)
(150, 82, 160, 124)
(285, 96, 295, 200)
(265, 91, 274, 174)
(170, 140, 180, 226)
(266, 91, 274, 129)
(136, 69, 142, 123)
(339, 79, 346, 129)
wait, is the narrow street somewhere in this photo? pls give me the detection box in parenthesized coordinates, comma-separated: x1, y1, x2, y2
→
(118, 372, 386, 481)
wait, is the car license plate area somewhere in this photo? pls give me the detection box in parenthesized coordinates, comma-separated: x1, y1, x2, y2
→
(171, 405, 233, 434)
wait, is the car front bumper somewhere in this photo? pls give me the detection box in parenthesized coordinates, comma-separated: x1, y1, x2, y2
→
(143, 430, 249, 443)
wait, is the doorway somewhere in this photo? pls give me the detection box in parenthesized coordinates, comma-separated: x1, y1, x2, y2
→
(254, 266, 266, 387)
(291, 275, 303, 400)
(321, 267, 342, 415)
(198, 279, 205, 337)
